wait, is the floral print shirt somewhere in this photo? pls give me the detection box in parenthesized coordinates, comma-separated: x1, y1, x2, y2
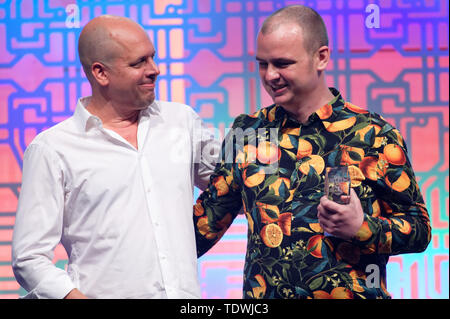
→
(193, 88, 431, 299)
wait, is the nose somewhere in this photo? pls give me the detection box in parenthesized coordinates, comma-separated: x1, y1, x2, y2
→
(264, 64, 279, 82)
(146, 58, 160, 77)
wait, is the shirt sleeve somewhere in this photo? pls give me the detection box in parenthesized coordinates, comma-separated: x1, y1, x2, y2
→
(190, 113, 222, 191)
(193, 129, 243, 257)
(351, 126, 432, 256)
(12, 143, 75, 299)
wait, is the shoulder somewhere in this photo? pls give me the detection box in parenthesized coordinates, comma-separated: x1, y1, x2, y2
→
(340, 101, 406, 148)
(22, 119, 75, 167)
(231, 104, 277, 130)
(153, 100, 200, 120)
(27, 117, 76, 151)
(338, 101, 395, 132)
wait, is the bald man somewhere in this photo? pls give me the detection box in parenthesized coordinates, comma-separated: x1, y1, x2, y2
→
(12, 15, 219, 299)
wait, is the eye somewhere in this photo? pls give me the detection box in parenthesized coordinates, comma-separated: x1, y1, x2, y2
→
(274, 61, 291, 68)
(258, 61, 268, 68)
(130, 57, 146, 68)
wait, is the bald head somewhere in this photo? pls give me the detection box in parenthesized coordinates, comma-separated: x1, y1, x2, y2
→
(260, 5, 328, 55)
(78, 15, 148, 81)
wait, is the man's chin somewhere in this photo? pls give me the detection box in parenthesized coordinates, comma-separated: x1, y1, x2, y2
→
(139, 96, 155, 108)
(272, 95, 290, 107)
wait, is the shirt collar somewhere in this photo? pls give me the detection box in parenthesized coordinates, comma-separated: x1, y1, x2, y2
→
(260, 87, 345, 128)
(73, 96, 100, 132)
(73, 97, 160, 132)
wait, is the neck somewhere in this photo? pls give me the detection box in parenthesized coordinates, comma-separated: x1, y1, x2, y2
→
(86, 94, 140, 129)
(283, 85, 334, 124)
(86, 94, 140, 149)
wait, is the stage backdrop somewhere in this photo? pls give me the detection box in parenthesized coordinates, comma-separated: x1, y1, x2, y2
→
(0, 0, 448, 299)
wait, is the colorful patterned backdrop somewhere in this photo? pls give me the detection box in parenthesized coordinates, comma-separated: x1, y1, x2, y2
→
(0, 0, 448, 299)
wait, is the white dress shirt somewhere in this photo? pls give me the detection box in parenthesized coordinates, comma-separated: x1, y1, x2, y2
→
(12, 97, 220, 299)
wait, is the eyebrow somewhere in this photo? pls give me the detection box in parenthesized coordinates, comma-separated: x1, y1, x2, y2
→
(130, 51, 157, 64)
(255, 57, 295, 63)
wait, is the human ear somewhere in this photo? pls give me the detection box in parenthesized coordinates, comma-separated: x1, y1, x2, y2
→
(91, 62, 109, 86)
(316, 46, 330, 71)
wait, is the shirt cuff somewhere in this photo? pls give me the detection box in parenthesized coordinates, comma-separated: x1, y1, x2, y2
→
(350, 215, 393, 255)
(20, 273, 76, 299)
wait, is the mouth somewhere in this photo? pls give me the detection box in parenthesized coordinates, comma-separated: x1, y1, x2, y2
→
(141, 83, 156, 90)
(270, 84, 288, 96)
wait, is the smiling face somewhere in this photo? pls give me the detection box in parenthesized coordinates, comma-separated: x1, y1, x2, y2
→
(79, 16, 160, 112)
(105, 25, 160, 111)
(256, 22, 323, 113)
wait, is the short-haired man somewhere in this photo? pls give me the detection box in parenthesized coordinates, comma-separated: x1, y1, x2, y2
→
(193, 5, 431, 299)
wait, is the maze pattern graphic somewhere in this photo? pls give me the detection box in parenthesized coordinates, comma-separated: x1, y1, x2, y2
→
(0, 0, 448, 299)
